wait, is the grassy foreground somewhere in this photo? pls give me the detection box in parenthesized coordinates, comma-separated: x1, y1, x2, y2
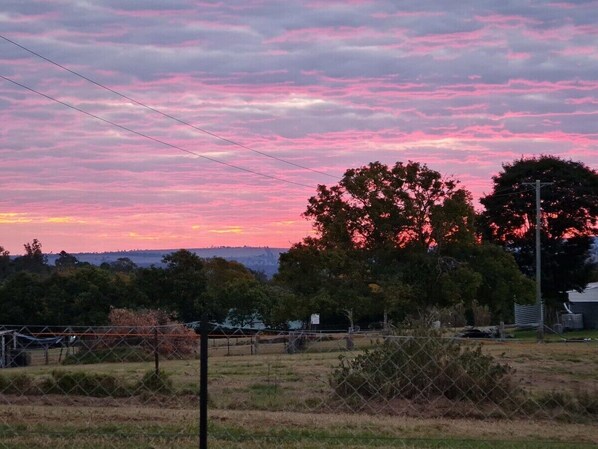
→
(1, 335, 598, 448)
(1, 405, 598, 448)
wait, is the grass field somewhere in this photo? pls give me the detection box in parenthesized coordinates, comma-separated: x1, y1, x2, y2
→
(1, 334, 597, 448)
(512, 329, 598, 341)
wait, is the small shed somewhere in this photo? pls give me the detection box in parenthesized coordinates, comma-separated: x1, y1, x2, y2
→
(0, 331, 63, 368)
(567, 282, 598, 329)
(0, 330, 17, 368)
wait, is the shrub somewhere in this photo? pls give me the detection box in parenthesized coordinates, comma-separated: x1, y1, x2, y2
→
(44, 370, 130, 397)
(330, 333, 517, 404)
(136, 369, 173, 394)
(108, 308, 197, 357)
(532, 390, 598, 417)
(577, 390, 598, 415)
(0, 373, 35, 395)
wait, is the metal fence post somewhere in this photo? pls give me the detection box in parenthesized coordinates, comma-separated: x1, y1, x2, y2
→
(199, 314, 209, 449)
(154, 326, 159, 375)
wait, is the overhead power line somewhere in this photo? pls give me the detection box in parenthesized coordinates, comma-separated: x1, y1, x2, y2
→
(0, 74, 314, 189)
(481, 185, 536, 199)
(0, 34, 337, 180)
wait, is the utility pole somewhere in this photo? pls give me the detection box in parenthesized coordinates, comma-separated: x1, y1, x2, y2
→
(534, 179, 544, 342)
(523, 180, 552, 342)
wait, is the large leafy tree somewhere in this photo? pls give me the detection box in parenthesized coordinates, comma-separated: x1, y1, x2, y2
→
(305, 161, 475, 252)
(277, 241, 372, 328)
(40, 266, 129, 325)
(443, 243, 535, 321)
(0, 246, 10, 280)
(278, 161, 480, 326)
(0, 272, 46, 324)
(0, 266, 134, 325)
(202, 257, 266, 324)
(13, 239, 48, 273)
(134, 249, 207, 323)
(479, 156, 598, 303)
(160, 249, 207, 322)
(55, 250, 79, 270)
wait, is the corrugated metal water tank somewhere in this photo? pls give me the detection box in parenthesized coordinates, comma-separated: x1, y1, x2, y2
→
(561, 313, 584, 330)
(514, 304, 540, 327)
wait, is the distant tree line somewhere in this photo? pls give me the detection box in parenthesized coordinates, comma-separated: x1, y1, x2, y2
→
(0, 242, 288, 327)
(1, 156, 595, 328)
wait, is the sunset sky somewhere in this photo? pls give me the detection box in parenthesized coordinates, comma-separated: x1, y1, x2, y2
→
(1, 1, 597, 254)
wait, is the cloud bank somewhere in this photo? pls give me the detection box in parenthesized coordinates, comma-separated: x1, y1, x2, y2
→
(1, 0, 596, 253)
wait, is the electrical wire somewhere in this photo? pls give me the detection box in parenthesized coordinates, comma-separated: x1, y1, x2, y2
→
(480, 185, 536, 199)
(0, 34, 337, 180)
(0, 74, 315, 190)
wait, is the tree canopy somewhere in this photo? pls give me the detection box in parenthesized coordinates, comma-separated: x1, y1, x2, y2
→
(305, 161, 475, 252)
(277, 161, 531, 327)
(479, 156, 598, 302)
(13, 239, 48, 273)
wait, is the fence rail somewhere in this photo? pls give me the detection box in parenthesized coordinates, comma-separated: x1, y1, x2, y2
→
(1, 324, 597, 448)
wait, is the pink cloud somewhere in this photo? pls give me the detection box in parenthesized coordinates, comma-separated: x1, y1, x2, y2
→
(264, 26, 386, 44)
(507, 51, 531, 60)
(0, 1, 596, 254)
(475, 14, 542, 27)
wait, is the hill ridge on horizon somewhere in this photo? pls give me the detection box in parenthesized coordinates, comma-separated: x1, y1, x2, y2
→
(44, 245, 289, 255)
(43, 246, 289, 278)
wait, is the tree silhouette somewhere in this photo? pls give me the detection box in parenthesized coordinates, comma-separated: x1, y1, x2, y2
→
(480, 156, 598, 303)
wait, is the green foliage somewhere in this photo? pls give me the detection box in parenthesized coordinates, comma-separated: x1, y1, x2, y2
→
(257, 284, 299, 329)
(276, 242, 372, 325)
(12, 239, 48, 273)
(0, 243, 277, 326)
(0, 272, 47, 324)
(277, 161, 532, 327)
(0, 246, 10, 281)
(44, 370, 130, 397)
(203, 258, 265, 325)
(44, 266, 126, 325)
(443, 243, 535, 321)
(531, 389, 598, 418)
(0, 369, 176, 398)
(0, 373, 35, 394)
(331, 333, 518, 403)
(224, 277, 269, 327)
(55, 250, 79, 270)
(136, 369, 173, 394)
(160, 249, 207, 322)
(106, 257, 138, 273)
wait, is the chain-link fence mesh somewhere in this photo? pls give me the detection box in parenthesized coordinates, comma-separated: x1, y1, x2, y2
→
(1, 324, 597, 448)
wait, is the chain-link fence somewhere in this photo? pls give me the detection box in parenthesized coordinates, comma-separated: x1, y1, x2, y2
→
(1, 324, 597, 448)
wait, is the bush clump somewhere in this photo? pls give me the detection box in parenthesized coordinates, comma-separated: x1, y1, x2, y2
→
(530, 390, 598, 418)
(44, 370, 130, 397)
(331, 333, 517, 404)
(0, 373, 36, 395)
(1, 370, 180, 398)
(136, 369, 173, 394)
